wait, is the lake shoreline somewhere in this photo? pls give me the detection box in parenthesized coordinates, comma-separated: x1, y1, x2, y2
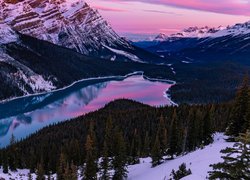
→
(0, 71, 177, 105)
(0, 71, 143, 104)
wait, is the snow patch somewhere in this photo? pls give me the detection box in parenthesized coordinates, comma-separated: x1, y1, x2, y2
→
(19, 71, 56, 92)
(103, 45, 143, 62)
(0, 23, 18, 44)
(127, 133, 234, 180)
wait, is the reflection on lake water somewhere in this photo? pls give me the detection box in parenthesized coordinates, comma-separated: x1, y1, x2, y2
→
(0, 75, 173, 147)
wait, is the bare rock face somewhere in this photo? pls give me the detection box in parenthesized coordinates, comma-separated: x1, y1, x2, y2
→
(0, 0, 131, 56)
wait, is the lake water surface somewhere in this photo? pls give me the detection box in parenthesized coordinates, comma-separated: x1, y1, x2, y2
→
(0, 75, 174, 147)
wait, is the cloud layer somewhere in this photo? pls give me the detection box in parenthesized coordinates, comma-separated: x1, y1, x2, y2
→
(112, 0, 250, 16)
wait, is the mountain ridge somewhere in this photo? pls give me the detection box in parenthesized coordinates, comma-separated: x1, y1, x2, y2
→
(0, 0, 165, 63)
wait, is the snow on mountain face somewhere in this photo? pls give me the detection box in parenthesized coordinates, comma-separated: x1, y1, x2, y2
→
(0, 23, 55, 97)
(154, 26, 223, 41)
(0, 22, 18, 44)
(154, 33, 168, 42)
(154, 21, 250, 42)
(211, 21, 250, 38)
(0, 0, 131, 57)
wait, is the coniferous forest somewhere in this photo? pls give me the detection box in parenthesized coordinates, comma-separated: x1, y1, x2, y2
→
(0, 77, 250, 179)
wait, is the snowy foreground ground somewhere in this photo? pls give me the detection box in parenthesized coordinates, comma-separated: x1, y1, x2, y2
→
(0, 133, 233, 180)
(128, 133, 234, 180)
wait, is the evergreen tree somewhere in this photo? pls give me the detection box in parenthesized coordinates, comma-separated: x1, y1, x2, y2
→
(170, 163, 192, 180)
(113, 129, 128, 180)
(2, 151, 8, 174)
(64, 163, 70, 180)
(129, 129, 140, 164)
(104, 117, 114, 157)
(151, 134, 162, 167)
(36, 163, 45, 180)
(203, 111, 213, 145)
(142, 131, 150, 157)
(186, 108, 196, 151)
(100, 141, 111, 180)
(84, 134, 97, 180)
(9, 133, 17, 171)
(158, 115, 168, 156)
(209, 131, 250, 179)
(168, 110, 179, 158)
(245, 91, 250, 131)
(70, 162, 78, 180)
(226, 76, 249, 136)
(29, 148, 36, 173)
(57, 152, 67, 180)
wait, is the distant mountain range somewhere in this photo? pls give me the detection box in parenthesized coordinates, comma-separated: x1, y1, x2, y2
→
(133, 20, 250, 103)
(134, 21, 250, 60)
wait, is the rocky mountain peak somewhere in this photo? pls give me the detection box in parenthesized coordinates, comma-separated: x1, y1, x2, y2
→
(0, 0, 131, 57)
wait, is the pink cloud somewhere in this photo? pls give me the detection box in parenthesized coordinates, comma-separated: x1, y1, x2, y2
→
(112, 0, 250, 16)
(93, 5, 127, 12)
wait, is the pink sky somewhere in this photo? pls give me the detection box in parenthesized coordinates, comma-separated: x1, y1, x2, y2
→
(85, 0, 250, 35)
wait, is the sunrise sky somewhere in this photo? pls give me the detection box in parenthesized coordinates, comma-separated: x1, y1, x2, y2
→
(85, 0, 250, 36)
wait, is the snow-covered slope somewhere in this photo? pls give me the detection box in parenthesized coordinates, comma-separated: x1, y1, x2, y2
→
(0, 23, 56, 97)
(128, 133, 233, 180)
(0, 0, 148, 62)
(0, 22, 18, 44)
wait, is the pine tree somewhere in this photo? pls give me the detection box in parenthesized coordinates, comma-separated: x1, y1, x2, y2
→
(100, 118, 113, 180)
(226, 76, 249, 136)
(151, 134, 162, 167)
(170, 163, 192, 180)
(158, 115, 168, 156)
(209, 131, 250, 179)
(142, 131, 150, 157)
(84, 133, 97, 180)
(70, 162, 78, 180)
(2, 151, 8, 174)
(168, 110, 179, 158)
(64, 163, 70, 180)
(113, 129, 128, 180)
(57, 152, 67, 180)
(245, 91, 250, 131)
(105, 117, 114, 157)
(100, 141, 110, 180)
(9, 133, 17, 171)
(203, 111, 213, 145)
(129, 129, 140, 164)
(36, 163, 45, 180)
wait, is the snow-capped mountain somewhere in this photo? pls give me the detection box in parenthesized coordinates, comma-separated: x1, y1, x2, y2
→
(154, 33, 168, 41)
(0, 0, 163, 63)
(154, 21, 250, 42)
(0, 0, 129, 54)
(210, 21, 250, 38)
(154, 26, 224, 41)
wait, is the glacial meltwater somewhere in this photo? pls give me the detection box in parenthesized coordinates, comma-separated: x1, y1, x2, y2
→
(0, 75, 175, 147)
